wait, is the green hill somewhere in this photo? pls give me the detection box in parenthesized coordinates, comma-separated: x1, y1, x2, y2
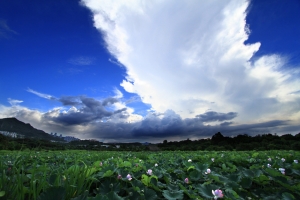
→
(0, 117, 63, 141)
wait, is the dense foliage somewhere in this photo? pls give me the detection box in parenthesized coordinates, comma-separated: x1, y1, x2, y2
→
(1, 132, 300, 152)
(158, 132, 300, 151)
(0, 150, 299, 199)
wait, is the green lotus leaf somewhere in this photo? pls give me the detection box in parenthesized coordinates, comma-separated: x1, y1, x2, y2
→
(194, 184, 216, 199)
(0, 191, 5, 197)
(240, 177, 252, 189)
(282, 192, 295, 200)
(162, 190, 184, 200)
(103, 170, 114, 177)
(98, 180, 120, 195)
(37, 186, 65, 200)
(225, 188, 239, 199)
(189, 169, 201, 181)
(106, 191, 124, 200)
(253, 174, 269, 185)
(144, 188, 157, 200)
(242, 169, 254, 177)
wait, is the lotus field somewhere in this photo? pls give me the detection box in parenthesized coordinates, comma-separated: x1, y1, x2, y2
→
(0, 150, 300, 200)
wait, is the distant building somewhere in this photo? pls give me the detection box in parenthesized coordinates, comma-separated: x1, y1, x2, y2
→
(64, 136, 80, 142)
(0, 131, 17, 138)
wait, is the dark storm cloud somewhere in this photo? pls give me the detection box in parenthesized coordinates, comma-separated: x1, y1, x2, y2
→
(59, 96, 80, 106)
(196, 111, 237, 122)
(102, 97, 119, 106)
(132, 110, 188, 138)
(4, 103, 295, 142)
(113, 108, 127, 114)
(45, 96, 122, 126)
(17, 88, 299, 141)
(123, 111, 289, 140)
(50, 112, 100, 125)
(220, 121, 233, 126)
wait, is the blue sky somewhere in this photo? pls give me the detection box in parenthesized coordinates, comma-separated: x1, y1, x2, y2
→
(1, 0, 300, 143)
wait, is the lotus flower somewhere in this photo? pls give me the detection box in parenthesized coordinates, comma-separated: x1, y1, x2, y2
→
(100, 162, 103, 166)
(267, 164, 271, 168)
(212, 189, 224, 199)
(184, 178, 189, 183)
(268, 158, 271, 161)
(281, 158, 285, 162)
(294, 160, 298, 164)
(211, 158, 215, 162)
(279, 168, 285, 175)
(155, 163, 158, 167)
(117, 174, 122, 179)
(188, 159, 192, 162)
(126, 174, 132, 181)
(205, 169, 211, 174)
(146, 169, 152, 175)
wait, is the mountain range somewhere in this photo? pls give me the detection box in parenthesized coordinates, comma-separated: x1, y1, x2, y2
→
(0, 117, 63, 141)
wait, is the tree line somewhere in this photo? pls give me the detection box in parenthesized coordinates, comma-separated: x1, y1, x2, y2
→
(158, 132, 300, 151)
(0, 132, 299, 151)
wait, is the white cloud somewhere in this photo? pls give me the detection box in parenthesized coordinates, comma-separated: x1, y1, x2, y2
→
(8, 98, 23, 106)
(81, 0, 300, 127)
(27, 88, 56, 100)
(113, 88, 123, 98)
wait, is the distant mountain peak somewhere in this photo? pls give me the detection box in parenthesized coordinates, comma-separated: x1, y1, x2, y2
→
(0, 117, 62, 141)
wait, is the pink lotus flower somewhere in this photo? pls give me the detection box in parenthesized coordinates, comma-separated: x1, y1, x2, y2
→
(146, 169, 152, 175)
(212, 189, 224, 199)
(279, 168, 285, 175)
(184, 178, 189, 183)
(117, 174, 122, 179)
(205, 169, 211, 174)
(126, 174, 132, 181)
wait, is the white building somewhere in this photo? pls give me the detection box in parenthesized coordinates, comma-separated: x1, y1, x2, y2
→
(0, 131, 17, 138)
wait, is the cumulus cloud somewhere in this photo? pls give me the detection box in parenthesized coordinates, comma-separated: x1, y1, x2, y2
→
(1, 1, 300, 142)
(0, 98, 297, 143)
(81, 0, 300, 130)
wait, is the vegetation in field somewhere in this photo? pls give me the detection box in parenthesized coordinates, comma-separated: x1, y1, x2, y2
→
(0, 150, 299, 199)
(1, 131, 300, 152)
